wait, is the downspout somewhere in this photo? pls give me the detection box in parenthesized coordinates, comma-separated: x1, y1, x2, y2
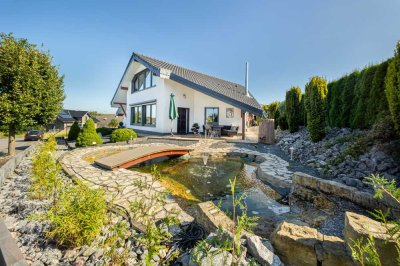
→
(243, 62, 250, 140)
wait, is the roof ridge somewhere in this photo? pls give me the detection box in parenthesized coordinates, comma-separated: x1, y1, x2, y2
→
(134, 52, 245, 89)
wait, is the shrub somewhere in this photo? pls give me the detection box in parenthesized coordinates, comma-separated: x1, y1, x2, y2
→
(96, 127, 113, 136)
(340, 71, 359, 128)
(305, 76, 328, 142)
(385, 41, 400, 134)
(110, 128, 137, 143)
(285, 86, 302, 133)
(299, 94, 307, 126)
(76, 118, 103, 147)
(351, 65, 378, 129)
(30, 136, 62, 200)
(263, 101, 280, 119)
(366, 60, 390, 127)
(327, 77, 345, 127)
(277, 113, 288, 130)
(44, 181, 107, 247)
(68, 121, 80, 141)
(108, 118, 119, 128)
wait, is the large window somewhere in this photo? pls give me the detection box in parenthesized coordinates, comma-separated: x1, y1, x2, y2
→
(131, 69, 156, 93)
(131, 103, 156, 126)
(205, 107, 219, 125)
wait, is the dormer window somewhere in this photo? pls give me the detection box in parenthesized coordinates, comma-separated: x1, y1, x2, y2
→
(131, 69, 156, 93)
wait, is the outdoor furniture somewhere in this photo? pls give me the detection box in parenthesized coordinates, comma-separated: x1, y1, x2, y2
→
(221, 125, 239, 137)
(211, 125, 223, 137)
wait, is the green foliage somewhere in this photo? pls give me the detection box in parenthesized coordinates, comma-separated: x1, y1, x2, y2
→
(76, 118, 103, 147)
(340, 71, 359, 128)
(67, 121, 80, 141)
(0, 33, 64, 155)
(327, 77, 345, 127)
(263, 101, 280, 119)
(299, 94, 307, 126)
(108, 118, 119, 128)
(366, 60, 390, 127)
(96, 127, 113, 136)
(285, 86, 302, 133)
(30, 136, 62, 200)
(110, 128, 137, 143)
(385, 41, 400, 134)
(277, 113, 288, 130)
(129, 165, 179, 266)
(350, 174, 400, 265)
(101, 220, 131, 265)
(350, 235, 381, 266)
(44, 180, 107, 247)
(352, 65, 378, 129)
(305, 76, 328, 142)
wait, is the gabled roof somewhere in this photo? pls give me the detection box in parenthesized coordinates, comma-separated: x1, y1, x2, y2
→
(112, 53, 263, 116)
(64, 109, 89, 119)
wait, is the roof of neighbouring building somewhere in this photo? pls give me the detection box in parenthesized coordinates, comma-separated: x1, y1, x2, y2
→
(112, 53, 263, 116)
(57, 109, 99, 123)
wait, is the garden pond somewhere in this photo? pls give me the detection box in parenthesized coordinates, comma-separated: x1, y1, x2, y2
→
(130, 156, 290, 219)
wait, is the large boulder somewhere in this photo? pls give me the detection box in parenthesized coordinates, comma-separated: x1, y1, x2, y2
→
(246, 235, 283, 266)
(271, 221, 353, 266)
(344, 212, 397, 266)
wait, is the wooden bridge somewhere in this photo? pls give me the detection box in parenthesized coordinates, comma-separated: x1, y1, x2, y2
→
(95, 145, 193, 170)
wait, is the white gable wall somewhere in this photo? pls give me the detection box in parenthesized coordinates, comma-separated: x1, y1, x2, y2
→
(123, 63, 243, 134)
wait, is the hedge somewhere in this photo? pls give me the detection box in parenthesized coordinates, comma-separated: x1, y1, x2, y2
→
(305, 76, 328, 142)
(385, 41, 400, 133)
(110, 128, 137, 143)
(285, 86, 302, 133)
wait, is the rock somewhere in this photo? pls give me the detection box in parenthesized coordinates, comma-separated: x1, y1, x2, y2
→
(194, 201, 236, 234)
(74, 256, 87, 266)
(271, 221, 319, 265)
(271, 221, 353, 266)
(246, 235, 282, 266)
(344, 212, 397, 266)
(189, 248, 233, 266)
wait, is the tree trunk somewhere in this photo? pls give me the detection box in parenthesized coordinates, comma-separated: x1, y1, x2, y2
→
(8, 124, 16, 156)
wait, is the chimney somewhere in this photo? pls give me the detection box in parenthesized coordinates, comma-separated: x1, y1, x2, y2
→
(245, 62, 250, 97)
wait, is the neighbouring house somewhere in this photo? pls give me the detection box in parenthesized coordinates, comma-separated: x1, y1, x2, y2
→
(92, 114, 123, 128)
(110, 53, 263, 137)
(47, 109, 99, 133)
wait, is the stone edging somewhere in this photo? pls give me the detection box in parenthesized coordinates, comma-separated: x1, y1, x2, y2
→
(292, 172, 400, 219)
(0, 144, 38, 266)
(0, 220, 28, 266)
(0, 143, 38, 191)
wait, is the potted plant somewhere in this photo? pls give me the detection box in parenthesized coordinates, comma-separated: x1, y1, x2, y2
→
(191, 123, 200, 134)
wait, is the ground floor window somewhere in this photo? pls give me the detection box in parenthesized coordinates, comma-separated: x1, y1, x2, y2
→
(131, 103, 156, 126)
(205, 107, 219, 125)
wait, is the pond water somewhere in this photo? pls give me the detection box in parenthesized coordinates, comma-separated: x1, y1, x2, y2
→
(131, 156, 290, 218)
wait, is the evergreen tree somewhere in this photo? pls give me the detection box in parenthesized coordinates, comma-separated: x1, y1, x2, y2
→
(352, 65, 378, 129)
(385, 41, 400, 133)
(0, 33, 64, 155)
(68, 121, 80, 141)
(340, 71, 359, 128)
(305, 76, 328, 142)
(285, 86, 302, 133)
(366, 60, 390, 127)
(76, 118, 103, 147)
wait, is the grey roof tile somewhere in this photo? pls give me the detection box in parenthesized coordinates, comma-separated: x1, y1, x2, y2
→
(134, 53, 263, 115)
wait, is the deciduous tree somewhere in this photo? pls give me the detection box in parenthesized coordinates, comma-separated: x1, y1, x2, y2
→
(0, 33, 64, 155)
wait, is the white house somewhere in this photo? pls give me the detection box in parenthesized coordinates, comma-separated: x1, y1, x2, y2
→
(111, 53, 263, 137)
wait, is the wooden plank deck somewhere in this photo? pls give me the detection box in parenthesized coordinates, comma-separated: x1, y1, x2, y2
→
(95, 145, 192, 170)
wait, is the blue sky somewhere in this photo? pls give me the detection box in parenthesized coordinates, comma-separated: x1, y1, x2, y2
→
(1, 0, 400, 113)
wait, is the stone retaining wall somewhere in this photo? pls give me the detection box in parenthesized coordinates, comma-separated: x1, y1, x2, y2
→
(291, 172, 400, 219)
(0, 144, 37, 266)
(0, 144, 38, 191)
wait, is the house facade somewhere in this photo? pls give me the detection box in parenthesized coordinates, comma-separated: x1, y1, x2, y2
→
(111, 53, 263, 135)
(47, 110, 99, 133)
